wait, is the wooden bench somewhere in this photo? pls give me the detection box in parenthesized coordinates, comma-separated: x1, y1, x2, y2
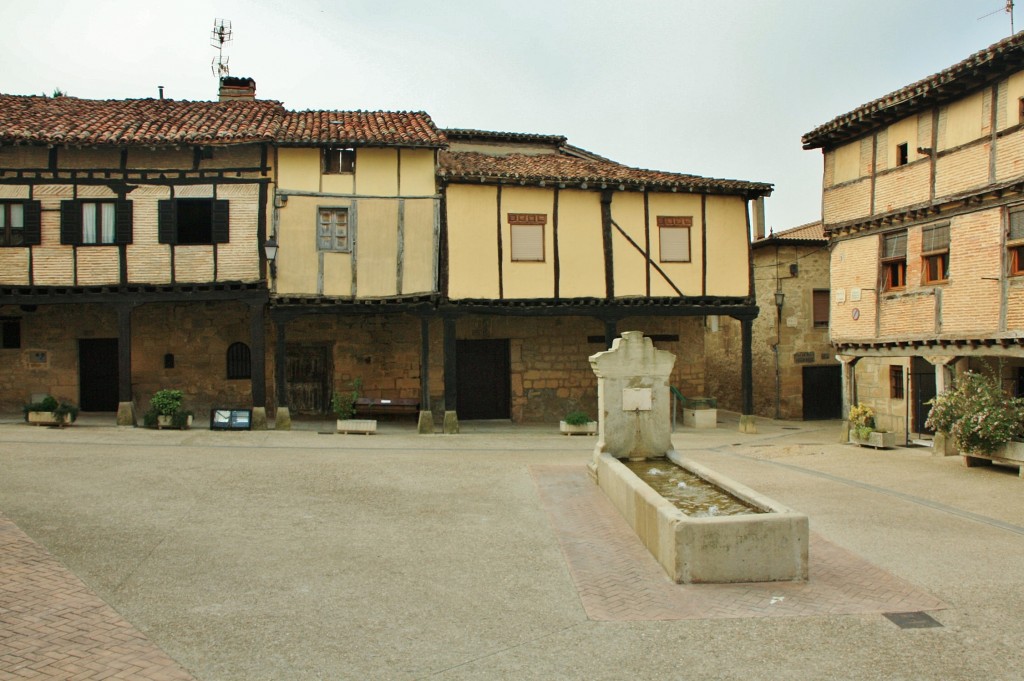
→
(354, 397, 420, 419)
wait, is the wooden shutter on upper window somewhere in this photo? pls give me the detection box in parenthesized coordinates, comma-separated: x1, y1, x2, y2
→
(157, 200, 176, 244)
(60, 200, 81, 245)
(114, 200, 133, 244)
(813, 290, 830, 325)
(883, 231, 907, 258)
(212, 199, 230, 243)
(1010, 210, 1024, 241)
(21, 201, 41, 245)
(922, 224, 949, 252)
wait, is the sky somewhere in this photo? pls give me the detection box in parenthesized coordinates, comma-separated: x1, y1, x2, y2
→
(0, 0, 1018, 231)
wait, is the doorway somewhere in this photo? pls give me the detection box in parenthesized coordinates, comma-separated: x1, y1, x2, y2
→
(801, 365, 842, 420)
(79, 338, 119, 411)
(285, 344, 332, 415)
(912, 357, 936, 435)
(456, 339, 510, 419)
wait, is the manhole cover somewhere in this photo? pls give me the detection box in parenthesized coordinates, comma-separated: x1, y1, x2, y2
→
(884, 611, 942, 629)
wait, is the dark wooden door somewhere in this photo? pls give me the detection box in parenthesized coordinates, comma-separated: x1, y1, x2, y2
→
(801, 365, 842, 420)
(79, 338, 119, 411)
(456, 339, 510, 419)
(285, 345, 332, 415)
(912, 358, 936, 435)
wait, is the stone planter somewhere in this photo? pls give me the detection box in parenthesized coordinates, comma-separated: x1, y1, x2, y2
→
(962, 440, 1024, 478)
(849, 430, 898, 449)
(683, 407, 717, 429)
(26, 411, 73, 427)
(560, 420, 597, 436)
(155, 414, 193, 430)
(337, 419, 377, 435)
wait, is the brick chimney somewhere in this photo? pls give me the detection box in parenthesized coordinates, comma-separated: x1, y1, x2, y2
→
(218, 76, 256, 102)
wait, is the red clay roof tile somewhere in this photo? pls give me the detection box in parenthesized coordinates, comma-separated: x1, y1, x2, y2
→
(277, 111, 446, 147)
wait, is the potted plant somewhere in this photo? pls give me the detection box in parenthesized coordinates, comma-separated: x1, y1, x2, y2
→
(23, 395, 78, 427)
(333, 378, 376, 434)
(847, 403, 897, 449)
(143, 389, 193, 429)
(926, 370, 1024, 469)
(560, 410, 597, 436)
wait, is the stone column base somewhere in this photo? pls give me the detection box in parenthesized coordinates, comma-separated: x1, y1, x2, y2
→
(116, 401, 136, 427)
(840, 421, 851, 444)
(932, 431, 957, 457)
(443, 411, 459, 434)
(274, 407, 291, 431)
(417, 410, 435, 434)
(251, 407, 268, 431)
(738, 414, 758, 434)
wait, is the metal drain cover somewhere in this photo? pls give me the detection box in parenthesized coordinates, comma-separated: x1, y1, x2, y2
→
(884, 611, 942, 629)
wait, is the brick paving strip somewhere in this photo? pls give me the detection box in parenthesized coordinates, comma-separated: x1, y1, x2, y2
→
(530, 465, 947, 622)
(0, 513, 194, 681)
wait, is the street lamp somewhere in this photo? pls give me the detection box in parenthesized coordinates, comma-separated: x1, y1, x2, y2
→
(774, 290, 785, 310)
(264, 237, 278, 278)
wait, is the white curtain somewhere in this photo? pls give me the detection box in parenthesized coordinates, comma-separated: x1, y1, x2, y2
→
(82, 203, 97, 243)
(101, 202, 115, 243)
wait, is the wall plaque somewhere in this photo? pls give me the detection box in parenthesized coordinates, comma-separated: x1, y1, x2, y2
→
(793, 351, 815, 364)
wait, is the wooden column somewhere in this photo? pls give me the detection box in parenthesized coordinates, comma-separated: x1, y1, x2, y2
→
(116, 303, 133, 403)
(603, 318, 618, 349)
(420, 316, 431, 408)
(274, 316, 288, 409)
(601, 190, 614, 298)
(443, 317, 457, 411)
(741, 316, 754, 416)
(249, 301, 266, 407)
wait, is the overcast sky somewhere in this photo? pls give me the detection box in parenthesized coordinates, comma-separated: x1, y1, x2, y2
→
(0, 1, 1017, 230)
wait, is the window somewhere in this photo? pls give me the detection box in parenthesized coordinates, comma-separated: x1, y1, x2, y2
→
(658, 216, 692, 262)
(896, 142, 909, 167)
(890, 366, 904, 399)
(157, 198, 229, 245)
(324, 147, 355, 174)
(508, 213, 546, 262)
(0, 201, 41, 247)
(921, 223, 950, 284)
(1019, 97, 1024, 124)
(61, 199, 132, 245)
(226, 342, 251, 379)
(1, 318, 20, 349)
(812, 290, 830, 328)
(1010, 207, 1024, 276)
(881, 231, 907, 290)
(317, 207, 351, 252)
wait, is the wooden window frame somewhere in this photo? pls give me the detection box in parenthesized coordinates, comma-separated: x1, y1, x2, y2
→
(79, 201, 117, 245)
(921, 223, 950, 284)
(323, 147, 356, 174)
(890, 365, 904, 400)
(317, 206, 351, 253)
(1009, 207, 1024, 276)
(881, 231, 907, 291)
(1018, 97, 1024, 124)
(657, 216, 693, 263)
(812, 289, 830, 328)
(0, 201, 41, 247)
(157, 198, 228, 245)
(508, 213, 546, 262)
(895, 142, 909, 167)
(61, 199, 133, 246)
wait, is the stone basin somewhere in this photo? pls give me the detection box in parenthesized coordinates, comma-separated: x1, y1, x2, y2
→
(593, 451, 809, 584)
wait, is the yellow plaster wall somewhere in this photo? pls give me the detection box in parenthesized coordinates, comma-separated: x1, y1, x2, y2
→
(356, 148, 399, 196)
(940, 91, 985, 150)
(501, 187, 555, 298)
(401, 198, 436, 294)
(446, 185, 500, 299)
(556, 191, 605, 298)
(609, 192, 647, 297)
(275, 195, 334, 295)
(1001, 71, 1024, 130)
(277, 148, 321, 193)
(885, 117, 923, 170)
(647, 193, 703, 296)
(832, 141, 861, 184)
(399, 149, 437, 196)
(355, 199, 399, 297)
(703, 195, 750, 297)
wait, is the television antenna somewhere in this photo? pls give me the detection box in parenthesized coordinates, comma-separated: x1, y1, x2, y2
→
(979, 1, 1015, 35)
(210, 18, 233, 78)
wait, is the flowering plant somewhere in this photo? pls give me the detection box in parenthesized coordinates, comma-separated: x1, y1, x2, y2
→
(848, 403, 876, 440)
(926, 371, 1024, 454)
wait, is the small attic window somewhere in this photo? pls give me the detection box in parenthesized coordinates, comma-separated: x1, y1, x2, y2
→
(1018, 97, 1024, 123)
(324, 148, 355, 174)
(896, 143, 909, 167)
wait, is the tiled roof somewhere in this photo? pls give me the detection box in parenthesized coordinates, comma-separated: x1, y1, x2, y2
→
(444, 128, 568, 146)
(754, 221, 825, 248)
(803, 32, 1024, 150)
(278, 111, 446, 147)
(0, 95, 285, 145)
(438, 151, 772, 197)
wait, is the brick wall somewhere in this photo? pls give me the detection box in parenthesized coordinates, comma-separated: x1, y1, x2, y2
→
(934, 143, 990, 198)
(941, 208, 1003, 335)
(830, 237, 878, 341)
(822, 179, 871, 224)
(873, 162, 929, 214)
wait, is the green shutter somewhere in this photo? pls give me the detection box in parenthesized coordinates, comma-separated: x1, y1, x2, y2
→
(115, 200, 133, 244)
(157, 200, 176, 244)
(212, 199, 230, 243)
(21, 201, 42, 246)
(60, 200, 81, 245)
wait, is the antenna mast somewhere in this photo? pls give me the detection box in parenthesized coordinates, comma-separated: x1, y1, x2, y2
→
(210, 19, 233, 78)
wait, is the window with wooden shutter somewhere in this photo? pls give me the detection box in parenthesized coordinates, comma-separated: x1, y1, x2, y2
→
(890, 366, 904, 399)
(812, 289, 830, 328)
(921, 223, 950, 284)
(226, 342, 251, 379)
(317, 207, 350, 252)
(881, 230, 907, 290)
(1, 201, 28, 246)
(508, 213, 546, 262)
(657, 216, 692, 262)
(1010, 207, 1024, 276)
(158, 198, 226, 245)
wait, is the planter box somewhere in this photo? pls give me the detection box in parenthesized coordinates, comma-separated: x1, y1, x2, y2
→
(849, 430, 898, 449)
(155, 414, 193, 430)
(337, 419, 377, 435)
(962, 440, 1024, 478)
(26, 411, 73, 427)
(560, 420, 597, 436)
(682, 407, 717, 429)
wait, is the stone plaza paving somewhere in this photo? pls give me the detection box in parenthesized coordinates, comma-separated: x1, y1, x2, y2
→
(1, 414, 1023, 679)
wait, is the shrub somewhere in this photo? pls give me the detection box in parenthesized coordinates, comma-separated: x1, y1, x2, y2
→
(144, 389, 191, 428)
(331, 378, 363, 420)
(564, 410, 592, 426)
(23, 395, 78, 423)
(926, 371, 1024, 454)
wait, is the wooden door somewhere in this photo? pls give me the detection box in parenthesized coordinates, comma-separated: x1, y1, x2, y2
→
(456, 339, 510, 419)
(79, 338, 119, 411)
(801, 365, 841, 420)
(285, 345, 332, 415)
(912, 357, 936, 435)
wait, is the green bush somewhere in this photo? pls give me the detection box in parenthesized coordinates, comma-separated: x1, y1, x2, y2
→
(926, 370, 1024, 454)
(144, 389, 192, 428)
(331, 378, 363, 420)
(564, 410, 592, 426)
(23, 395, 78, 423)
